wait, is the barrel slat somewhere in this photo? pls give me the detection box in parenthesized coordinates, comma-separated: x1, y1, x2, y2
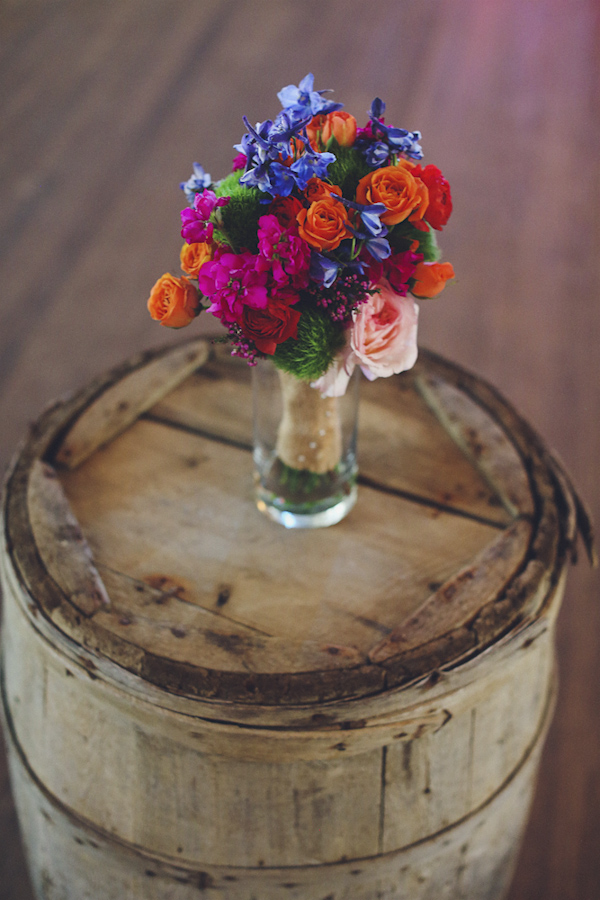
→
(54, 339, 209, 469)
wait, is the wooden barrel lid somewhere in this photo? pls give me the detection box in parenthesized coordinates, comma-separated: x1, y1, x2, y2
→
(2, 340, 590, 706)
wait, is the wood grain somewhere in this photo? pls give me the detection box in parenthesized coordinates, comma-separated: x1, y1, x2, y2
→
(0, 0, 598, 898)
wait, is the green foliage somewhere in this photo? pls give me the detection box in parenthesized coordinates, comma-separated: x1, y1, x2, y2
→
(388, 222, 441, 262)
(326, 143, 371, 198)
(272, 301, 346, 381)
(212, 172, 264, 253)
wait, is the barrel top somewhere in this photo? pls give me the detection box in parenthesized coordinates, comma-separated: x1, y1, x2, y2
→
(2, 340, 586, 706)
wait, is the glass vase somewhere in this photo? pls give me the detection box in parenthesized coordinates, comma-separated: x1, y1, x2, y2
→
(252, 361, 359, 528)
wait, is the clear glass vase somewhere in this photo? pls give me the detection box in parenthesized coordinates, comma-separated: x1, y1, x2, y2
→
(252, 361, 359, 528)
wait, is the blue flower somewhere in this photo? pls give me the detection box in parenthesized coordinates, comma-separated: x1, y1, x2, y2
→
(290, 148, 336, 190)
(310, 252, 342, 288)
(240, 160, 296, 198)
(277, 73, 343, 124)
(333, 196, 388, 238)
(180, 163, 212, 205)
(363, 235, 391, 261)
(363, 97, 424, 162)
(361, 140, 391, 168)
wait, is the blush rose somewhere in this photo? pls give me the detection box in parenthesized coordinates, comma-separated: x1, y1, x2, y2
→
(312, 279, 419, 396)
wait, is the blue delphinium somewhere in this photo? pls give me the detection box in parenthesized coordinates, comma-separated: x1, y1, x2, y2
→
(277, 72, 343, 125)
(180, 163, 212, 204)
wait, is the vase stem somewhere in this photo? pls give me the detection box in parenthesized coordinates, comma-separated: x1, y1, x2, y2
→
(252, 361, 359, 529)
(276, 370, 342, 474)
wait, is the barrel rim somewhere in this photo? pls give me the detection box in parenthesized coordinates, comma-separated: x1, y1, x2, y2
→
(0, 341, 582, 706)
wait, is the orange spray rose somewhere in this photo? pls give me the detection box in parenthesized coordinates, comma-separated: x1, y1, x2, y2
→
(356, 161, 429, 226)
(303, 178, 342, 203)
(305, 114, 328, 151)
(179, 241, 213, 277)
(321, 110, 357, 147)
(296, 196, 351, 252)
(411, 261, 455, 298)
(147, 274, 200, 328)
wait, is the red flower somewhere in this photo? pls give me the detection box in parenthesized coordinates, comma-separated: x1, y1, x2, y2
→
(242, 299, 301, 355)
(413, 164, 452, 230)
(267, 195, 304, 229)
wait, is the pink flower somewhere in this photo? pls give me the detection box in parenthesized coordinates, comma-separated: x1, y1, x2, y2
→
(312, 278, 419, 396)
(198, 250, 268, 324)
(352, 278, 418, 379)
(232, 152, 247, 172)
(180, 189, 229, 244)
(385, 249, 422, 295)
(256, 215, 310, 289)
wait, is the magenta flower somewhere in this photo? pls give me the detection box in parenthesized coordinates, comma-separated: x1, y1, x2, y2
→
(256, 215, 310, 288)
(198, 251, 268, 324)
(232, 152, 247, 172)
(386, 249, 422, 295)
(180, 189, 229, 244)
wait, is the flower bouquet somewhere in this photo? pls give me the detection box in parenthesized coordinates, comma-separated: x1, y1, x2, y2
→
(148, 74, 454, 527)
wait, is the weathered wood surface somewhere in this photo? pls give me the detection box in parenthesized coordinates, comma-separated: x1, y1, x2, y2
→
(2, 688, 551, 899)
(2, 343, 574, 705)
(0, 1, 598, 898)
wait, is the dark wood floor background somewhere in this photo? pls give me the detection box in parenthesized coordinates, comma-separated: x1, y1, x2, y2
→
(1, 1, 598, 897)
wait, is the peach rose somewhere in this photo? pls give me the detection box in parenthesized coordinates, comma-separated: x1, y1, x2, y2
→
(321, 110, 357, 147)
(147, 273, 200, 328)
(312, 279, 419, 396)
(356, 161, 429, 226)
(296, 196, 351, 251)
(179, 241, 213, 277)
(411, 261, 455, 298)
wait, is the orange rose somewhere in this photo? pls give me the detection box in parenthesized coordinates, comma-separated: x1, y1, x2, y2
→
(305, 114, 327, 151)
(179, 241, 213, 277)
(296, 196, 351, 251)
(321, 110, 357, 147)
(147, 273, 200, 328)
(303, 178, 342, 203)
(356, 161, 429, 226)
(411, 261, 455, 298)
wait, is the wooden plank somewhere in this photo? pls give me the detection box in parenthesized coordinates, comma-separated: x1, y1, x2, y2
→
(54, 340, 209, 469)
(27, 460, 110, 616)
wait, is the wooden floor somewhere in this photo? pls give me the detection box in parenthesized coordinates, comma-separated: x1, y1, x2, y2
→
(0, 0, 598, 897)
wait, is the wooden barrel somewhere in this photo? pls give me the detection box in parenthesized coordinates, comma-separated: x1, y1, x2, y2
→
(0, 340, 592, 900)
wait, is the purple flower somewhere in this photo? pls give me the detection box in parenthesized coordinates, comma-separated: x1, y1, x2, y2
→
(198, 251, 268, 324)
